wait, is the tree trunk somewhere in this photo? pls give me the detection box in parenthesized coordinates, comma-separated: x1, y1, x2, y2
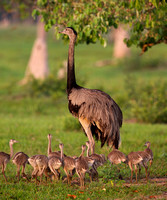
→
(113, 26, 130, 59)
(20, 17, 49, 84)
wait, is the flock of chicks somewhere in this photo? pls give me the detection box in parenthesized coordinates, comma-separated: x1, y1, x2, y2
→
(0, 134, 153, 189)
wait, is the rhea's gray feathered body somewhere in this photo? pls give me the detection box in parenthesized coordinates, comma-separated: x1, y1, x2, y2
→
(137, 142, 153, 181)
(12, 151, 29, 181)
(127, 151, 143, 183)
(144, 141, 153, 168)
(107, 148, 127, 165)
(58, 143, 76, 185)
(60, 27, 123, 154)
(75, 145, 93, 189)
(0, 139, 18, 182)
(28, 154, 50, 184)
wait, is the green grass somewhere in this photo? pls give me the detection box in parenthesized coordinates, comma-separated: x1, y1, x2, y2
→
(0, 25, 167, 199)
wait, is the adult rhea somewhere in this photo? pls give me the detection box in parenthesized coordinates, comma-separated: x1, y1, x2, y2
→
(60, 27, 123, 154)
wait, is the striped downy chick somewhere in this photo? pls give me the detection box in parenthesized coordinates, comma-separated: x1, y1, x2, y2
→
(12, 152, 29, 181)
(0, 139, 18, 182)
(137, 150, 152, 181)
(35, 155, 49, 183)
(127, 151, 143, 183)
(59, 143, 76, 185)
(86, 141, 106, 166)
(144, 141, 153, 175)
(47, 134, 67, 158)
(28, 155, 50, 184)
(75, 145, 93, 189)
(47, 134, 62, 158)
(28, 155, 38, 179)
(107, 147, 127, 180)
(107, 148, 127, 165)
(86, 141, 106, 180)
(48, 143, 64, 181)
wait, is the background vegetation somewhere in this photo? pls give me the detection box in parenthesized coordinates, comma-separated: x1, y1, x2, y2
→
(0, 25, 167, 199)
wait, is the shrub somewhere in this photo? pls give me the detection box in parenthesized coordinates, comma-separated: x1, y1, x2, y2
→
(122, 53, 167, 71)
(125, 76, 167, 123)
(23, 74, 66, 100)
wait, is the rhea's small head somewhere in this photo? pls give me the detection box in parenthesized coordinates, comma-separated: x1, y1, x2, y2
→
(85, 141, 90, 147)
(82, 145, 86, 152)
(144, 141, 150, 147)
(59, 143, 64, 149)
(59, 27, 77, 38)
(47, 134, 52, 139)
(9, 139, 18, 145)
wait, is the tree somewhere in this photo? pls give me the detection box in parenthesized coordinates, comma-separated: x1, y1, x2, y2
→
(34, 0, 167, 53)
(113, 25, 130, 58)
(21, 17, 49, 84)
(0, 0, 49, 82)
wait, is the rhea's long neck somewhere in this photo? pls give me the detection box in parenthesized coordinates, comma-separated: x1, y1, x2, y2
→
(61, 147, 63, 160)
(80, 147, 85, 158)
(9, 143, 14, 159)
(60, 145, 65, 167)
(67, 37, 77, 93)
(48, 137, 52, 155)
(86, 145, 90, 157)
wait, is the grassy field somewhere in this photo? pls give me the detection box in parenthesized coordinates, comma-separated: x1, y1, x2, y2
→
(0, 25, 167, 200)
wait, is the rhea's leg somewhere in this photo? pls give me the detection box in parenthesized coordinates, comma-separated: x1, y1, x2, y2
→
(134, 165, 138, 183)
(21, 164, 29, 181)
(92, 164, 98, 180)
(88, 170, 92, 183)
(148, 160, 153, 176)
(138, 164, 141, 180)
(33, 169, 39, 184)
(2, 164, 7, 182)
(48, 165, 59, 181)
(143, 163, 148, 181)
(16, 165, 20, 182)
(64, 168, 71, 185)
(81, 173, 85, 189)
(128, 162, 133, 183)
(79, 117, 95, 154)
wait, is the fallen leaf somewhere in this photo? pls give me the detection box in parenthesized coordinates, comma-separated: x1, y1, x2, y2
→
(110, 180, 114, 186)
(78, 191, 84, 194)
(67, 194, 77, 199)
(133, 190, 139, 193)
(149, 195, 156, 199)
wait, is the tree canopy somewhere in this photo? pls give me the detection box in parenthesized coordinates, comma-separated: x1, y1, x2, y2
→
(34, 0, 167, 53)
(1, 0, 166, 53)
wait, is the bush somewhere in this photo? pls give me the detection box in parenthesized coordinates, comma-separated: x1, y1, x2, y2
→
(125, 76, 167, 123)
(122, 53, 167, 71)
(23, 74, 66, 100)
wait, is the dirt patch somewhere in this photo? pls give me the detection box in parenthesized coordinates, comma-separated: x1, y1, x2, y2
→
(123, 177, 167, 187)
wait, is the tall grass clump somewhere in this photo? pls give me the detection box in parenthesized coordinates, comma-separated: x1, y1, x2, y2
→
(125, 76, 167, 123)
